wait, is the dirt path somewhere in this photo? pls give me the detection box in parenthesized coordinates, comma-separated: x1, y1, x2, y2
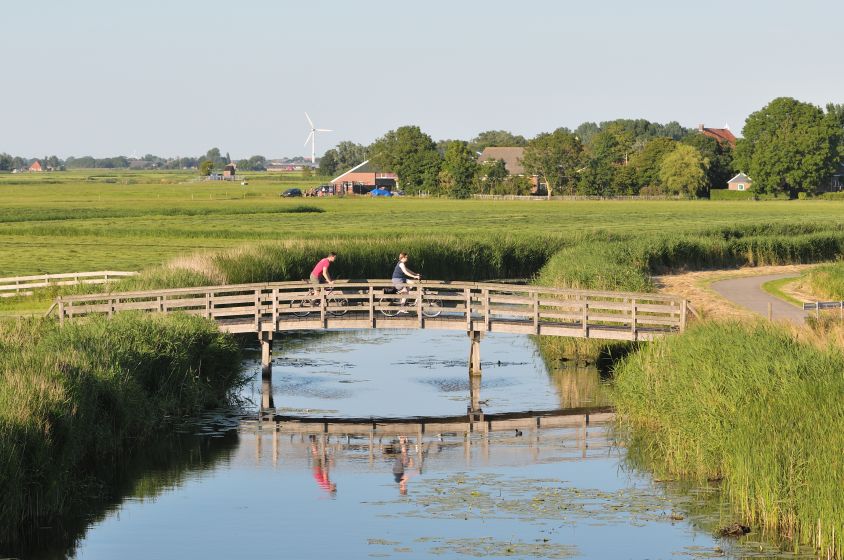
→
(654, 264, 815, 323)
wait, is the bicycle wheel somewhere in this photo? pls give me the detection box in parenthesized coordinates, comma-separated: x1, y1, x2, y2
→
(378, 296, 399, 317)
(422, 298, 443, 318)
(291, 297, 313, 317)
(327, 296, 349, 316)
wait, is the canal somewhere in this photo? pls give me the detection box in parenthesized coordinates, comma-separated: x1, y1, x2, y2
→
(5, 330, 810, 559)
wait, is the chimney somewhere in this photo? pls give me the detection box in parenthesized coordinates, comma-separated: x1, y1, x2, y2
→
(698, 123, 705, 132)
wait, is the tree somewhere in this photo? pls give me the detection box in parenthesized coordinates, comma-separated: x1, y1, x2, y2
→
(439, 141, 478, 198)
(577, 128, 630, 195)
(681, 133, 733, 190)
(0, 153, 12, 171)
(659, 144, 709, 197)
(369, 126, 441, 194)
(319, 149, 339, 176)
(628, 137, 676, 192)
(334, 141, 368, 171)
(734, 97, 843, 195)
(522, 129, 584, 198)
(199, 160, 213, 176)
(469, 130, 527, 153)
(475, 158, 508, 194)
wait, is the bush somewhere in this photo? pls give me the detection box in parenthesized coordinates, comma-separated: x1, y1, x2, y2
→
(709, 189, 754, 200)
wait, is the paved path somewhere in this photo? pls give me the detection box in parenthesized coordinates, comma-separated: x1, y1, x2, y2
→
(710, 273, 807, 325)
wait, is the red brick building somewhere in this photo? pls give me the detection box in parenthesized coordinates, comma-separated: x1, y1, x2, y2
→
(697, 124, 737, 148)
(330, 160, 398, 194)
(727, 173, 752, 191)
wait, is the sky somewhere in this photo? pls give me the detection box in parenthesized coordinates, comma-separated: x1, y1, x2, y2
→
(3, 0, 843, 159)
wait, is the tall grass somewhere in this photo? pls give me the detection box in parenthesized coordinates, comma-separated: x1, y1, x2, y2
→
(537, 229, 844, 293)
(0, 313, 241, 536)
(613, 321, 844, 557)
(806, 261, 844, 300)
(103, 235, 562, 291)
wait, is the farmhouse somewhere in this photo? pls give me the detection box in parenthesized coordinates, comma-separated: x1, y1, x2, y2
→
(330, 160, 398, 194)
(28, 160, 43, 172)
(477, 147, 544, 194)
(697, 124, 737, 148)
(727, 173, 752, 191)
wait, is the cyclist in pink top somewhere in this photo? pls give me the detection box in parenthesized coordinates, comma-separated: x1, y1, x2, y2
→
(309, 252, 336, 289)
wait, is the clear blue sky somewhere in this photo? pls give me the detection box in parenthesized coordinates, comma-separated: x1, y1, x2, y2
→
(3, 0, 842, 159)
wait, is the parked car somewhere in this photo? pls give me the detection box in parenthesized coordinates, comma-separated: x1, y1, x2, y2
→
(281, 188, 302, 197)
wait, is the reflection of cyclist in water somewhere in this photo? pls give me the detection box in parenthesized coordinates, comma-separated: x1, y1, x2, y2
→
(310, 435, 337, 495)
(388, 436, 415, 495)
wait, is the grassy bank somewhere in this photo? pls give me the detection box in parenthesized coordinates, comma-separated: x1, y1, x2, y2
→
(613, 321, 844, 557)
(0, 313, 242, 537)
(806, 261, 844, 300)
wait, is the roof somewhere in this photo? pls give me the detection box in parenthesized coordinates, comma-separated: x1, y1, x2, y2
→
(728, 173, 752, 183)
(477, 147, 525, 175)
(330, 160, 375, 183)
(698, 125, 737, 147)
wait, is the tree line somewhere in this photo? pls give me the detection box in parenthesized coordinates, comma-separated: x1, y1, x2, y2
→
(3, 96, 841, 197)
(323, 97, 843, 198)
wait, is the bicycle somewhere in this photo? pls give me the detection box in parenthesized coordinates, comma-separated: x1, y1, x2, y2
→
(379, 281, 442, 318)
(291, 284, 349, 317)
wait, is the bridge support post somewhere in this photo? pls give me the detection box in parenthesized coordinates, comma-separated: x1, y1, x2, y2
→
(261, 375, 275, 411)
(260, 331, 273, 381)
(468, 331, 483, 420)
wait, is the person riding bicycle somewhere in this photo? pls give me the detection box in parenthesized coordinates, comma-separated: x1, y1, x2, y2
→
(310, 252, 336, 294)
(392, 252, 420, 312)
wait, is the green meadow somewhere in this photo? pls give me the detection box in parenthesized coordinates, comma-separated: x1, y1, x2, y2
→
(2, 169, 844, 276)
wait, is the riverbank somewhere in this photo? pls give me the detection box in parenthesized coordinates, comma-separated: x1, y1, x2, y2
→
(613, 320, 844, 558)
(0, 313, 242, 542)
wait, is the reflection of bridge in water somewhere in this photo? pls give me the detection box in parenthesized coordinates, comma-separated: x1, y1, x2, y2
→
(55, 280, 687, 416)
(248, 406, 617, 472)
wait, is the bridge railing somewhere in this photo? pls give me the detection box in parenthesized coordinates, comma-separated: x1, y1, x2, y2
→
(52, 280, 687, 340)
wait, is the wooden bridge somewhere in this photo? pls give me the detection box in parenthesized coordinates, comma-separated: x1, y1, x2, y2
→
(53, 279, 687, 340)
(53, 279, 688, 416)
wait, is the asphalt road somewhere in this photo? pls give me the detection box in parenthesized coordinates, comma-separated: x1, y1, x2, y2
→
(710, 273, 807, 325)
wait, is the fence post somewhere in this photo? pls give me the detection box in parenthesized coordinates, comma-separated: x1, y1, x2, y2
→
(533, 292, 539, 335)
(368, 286, 374, 328)
(58, 297, 65, 325)
(206, 292, 212, 319)
(680, 299, 687, 331)
(417, 284, 424, 328)
(483, 288, 490, 331)
(320, 289, 327, 328)
(254, 289, 261, 329)
(272, 288, 279, 330)
(581, 298, 588, 337)
(631, 298, 637, 337)
(465, 288, 472, 331)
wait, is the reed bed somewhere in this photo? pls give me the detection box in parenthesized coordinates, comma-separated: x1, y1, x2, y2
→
(0, 313, 241, 537)
(613, 321, 844, 557)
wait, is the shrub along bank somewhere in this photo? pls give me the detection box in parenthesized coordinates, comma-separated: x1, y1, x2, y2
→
(0, 313, 241, 539)
(612, 321, 844, 558)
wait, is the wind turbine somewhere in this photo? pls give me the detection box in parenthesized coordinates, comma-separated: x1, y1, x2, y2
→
(303, 112, 332, 164)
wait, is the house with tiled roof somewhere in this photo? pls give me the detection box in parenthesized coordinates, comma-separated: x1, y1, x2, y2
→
(727, 173, 752, 191)
(28, 160, 43, 172)
(697, 124, 736, 148)
(477, 147, 545, 194)
(329, 160, 398, 194)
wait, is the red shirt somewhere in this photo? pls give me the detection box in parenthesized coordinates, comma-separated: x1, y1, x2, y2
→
(311, 257, 331, 278)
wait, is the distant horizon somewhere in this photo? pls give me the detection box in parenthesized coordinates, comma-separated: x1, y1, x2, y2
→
(3, 0, 841, 159)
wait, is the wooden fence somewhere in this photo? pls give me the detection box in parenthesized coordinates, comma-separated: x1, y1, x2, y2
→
(0, 271, 137, 298)
(51, 280, 688, 342)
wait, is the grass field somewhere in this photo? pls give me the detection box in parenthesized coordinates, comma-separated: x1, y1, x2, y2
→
(4, 170, 844, 275)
